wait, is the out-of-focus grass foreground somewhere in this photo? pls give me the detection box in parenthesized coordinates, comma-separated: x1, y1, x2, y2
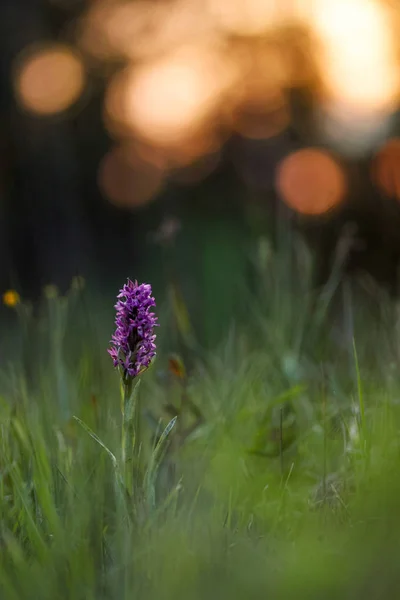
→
(2, 250, 400, 600)
(4, 1, 400, 599)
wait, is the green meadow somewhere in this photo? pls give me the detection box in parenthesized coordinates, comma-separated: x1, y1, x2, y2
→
(1, 244, 400, 600)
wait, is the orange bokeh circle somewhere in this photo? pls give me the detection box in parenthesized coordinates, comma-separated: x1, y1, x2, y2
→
(98, 145, 165, 209)
(372, 138, 400, 199)
(276, 148, 347, 215)
(14, 45, 85, 115)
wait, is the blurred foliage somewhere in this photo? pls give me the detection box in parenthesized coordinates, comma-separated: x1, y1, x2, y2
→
(0, 242, 400, 597)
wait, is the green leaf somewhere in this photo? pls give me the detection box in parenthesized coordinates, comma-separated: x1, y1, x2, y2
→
(72, 416, 118, 469)
(144, 416, 177, 510)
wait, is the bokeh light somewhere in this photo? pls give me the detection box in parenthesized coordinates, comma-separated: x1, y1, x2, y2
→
(312, 0, 399, 112)
(79, 0, 316, 64)
(208, 0, 286, 36)
(80, 0, 400, 175)
(371, 138, 400, 200)
(78, 0, 129, 63)
(98, 144, 165, 208)
(14, 45, 85, 116)
(275, 22, 322, 90)
(276, 148, 347, 215)
(310, 0, 400, 153)
(225, 40, 290, 139)
(105, 44, 236, 148)
(166, 128, 225, 169)
(81, 0, 217, 63)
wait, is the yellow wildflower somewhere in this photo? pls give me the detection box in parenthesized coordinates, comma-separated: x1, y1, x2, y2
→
(3, 289, 20, 308)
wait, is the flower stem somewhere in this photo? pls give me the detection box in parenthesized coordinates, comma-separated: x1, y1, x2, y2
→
(121, 377, 142, 501)
(121, 378, 133, 494)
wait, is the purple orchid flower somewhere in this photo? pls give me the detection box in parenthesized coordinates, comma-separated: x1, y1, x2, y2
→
(108, 279, 158, 379)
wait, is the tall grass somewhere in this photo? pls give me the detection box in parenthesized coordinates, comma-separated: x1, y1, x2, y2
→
(1, 249, 400, 599)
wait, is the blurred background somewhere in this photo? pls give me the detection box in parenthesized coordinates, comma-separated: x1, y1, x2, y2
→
(2, 0, 400, 346)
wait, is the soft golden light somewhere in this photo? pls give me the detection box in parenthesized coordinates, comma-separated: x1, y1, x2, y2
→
(208, 0, 288, 36)
(372, 138, 400, 200)
(78, 0, 115, 61)
(311, 0, 399, 114)
(81, 0, 310, 60)
(276, 148, 347, 215)
(225, 40, 290, 139)
(98, 144, 165, 208)
(14, 45, 85, 115)
(106, 0, 216, 62)
(106, 44, 236, 147)
(274, 22, 321, 89)
(165, 129, 224, 168)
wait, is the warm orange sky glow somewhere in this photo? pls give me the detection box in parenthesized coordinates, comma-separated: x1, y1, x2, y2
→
(105, 44, 236, 147)
(14, 45, 85, 116)
(80, 0, 400, 170)
(276, 148, 347, 215)
(311, 0, 400, 117)
(107, 0, 216, 62)
(207, 0, 304, 36)
(80, 0, 217, 63)
(304, 0, 400, 155)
